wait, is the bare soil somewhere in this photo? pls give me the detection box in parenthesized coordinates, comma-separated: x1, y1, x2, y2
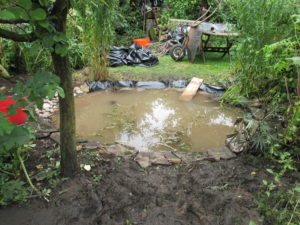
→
(0, 136, 274, 225)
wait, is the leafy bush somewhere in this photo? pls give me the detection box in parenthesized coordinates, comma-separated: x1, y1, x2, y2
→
(0, 71, 64, 205)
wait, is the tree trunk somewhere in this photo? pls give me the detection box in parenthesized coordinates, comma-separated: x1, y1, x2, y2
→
(52, 0, 78, 177)
(52, 53, 78, 177)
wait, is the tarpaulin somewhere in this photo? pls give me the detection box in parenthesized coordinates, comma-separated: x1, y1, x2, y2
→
(108, 44, 159, 67)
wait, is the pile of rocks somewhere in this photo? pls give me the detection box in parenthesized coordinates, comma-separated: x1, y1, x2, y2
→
(35, 83, 89, 120)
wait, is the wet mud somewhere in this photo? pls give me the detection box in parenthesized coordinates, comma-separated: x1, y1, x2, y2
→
(0, 141, 268, 225)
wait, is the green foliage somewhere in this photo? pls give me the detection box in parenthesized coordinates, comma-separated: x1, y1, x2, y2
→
(222, 0, 297, 99)
(258, 185, 300, 225)
(220, 1, 299, 224)
(0, 180, 28, 205)
(0, 71, 63, 205)
(160, 0, 201, 24)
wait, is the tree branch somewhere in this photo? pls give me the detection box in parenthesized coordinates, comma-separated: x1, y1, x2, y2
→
(0, 18, 30, 24)
(0, 28, 37, 42)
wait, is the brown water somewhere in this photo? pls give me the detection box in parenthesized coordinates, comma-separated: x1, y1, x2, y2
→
(54, 89, 240, 152)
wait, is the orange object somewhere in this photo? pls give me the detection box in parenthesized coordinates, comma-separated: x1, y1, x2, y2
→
(133, 37, 150, 48)
(0, 96, 27, 125)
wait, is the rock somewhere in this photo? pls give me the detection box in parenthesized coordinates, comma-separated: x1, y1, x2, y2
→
(76, 89, 84, 95)
(163, 151, 181, 164)
(40, 111, 50, 118)
(74, 87, 81, 92)
(82, 141, 104, 150)
(106, 144, 137, 156)
(83, 165, 91, 171)
(249, 98, 262, 108)
(207, 147, 236, 161)
(249, 107, 265, 120)
(173, 152, 207, 163)
(150, 151, 171, 166)
(76, 136, 88, 143)
(50, 132, 60, 144)
(80, 83, 90, 93)
(35, 132, 51, 139)
(134, 152, 151, 168)
(43, 103, 51, 110)
(225, 136, 245, 153)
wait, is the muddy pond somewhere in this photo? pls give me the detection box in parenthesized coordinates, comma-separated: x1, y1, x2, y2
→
(54, 89, 240, 152)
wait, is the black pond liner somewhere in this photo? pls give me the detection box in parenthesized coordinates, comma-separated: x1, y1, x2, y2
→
(87, 80, 226, 96)
(108, 44, 159, 67)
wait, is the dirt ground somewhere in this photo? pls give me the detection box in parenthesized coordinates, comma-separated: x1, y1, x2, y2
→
(0, 135, 275, 225)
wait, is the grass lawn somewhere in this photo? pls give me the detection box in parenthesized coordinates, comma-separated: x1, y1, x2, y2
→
(109, 52, 234, 84)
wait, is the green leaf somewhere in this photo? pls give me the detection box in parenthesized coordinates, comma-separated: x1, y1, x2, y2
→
(38, 0, 48, 7)
(0, 94, 7, 101)
(294, 186, 300, 192)
(8, 7, 29, 20)
(29, 8, 47, 21)
(16, 0, 32, 10)
(42, 36, 54, 48)
(8, 99, 27, 116)
(55, 43, 68, 56)
(287, 57, 300, 66)
(262, 180, 268, 185)
(53, 33, 67, 42)
(57, 87, 65, 98)
(249, 221, 257, 225)
(38, 20, 50, 28)
(0, 113, 15, 136)
(0, 10, 16, 20)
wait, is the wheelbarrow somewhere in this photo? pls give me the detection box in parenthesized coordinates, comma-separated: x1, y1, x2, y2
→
(170, 22, 239, 62)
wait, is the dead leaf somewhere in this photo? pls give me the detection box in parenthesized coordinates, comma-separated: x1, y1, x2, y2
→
(36, 164, 43, 169)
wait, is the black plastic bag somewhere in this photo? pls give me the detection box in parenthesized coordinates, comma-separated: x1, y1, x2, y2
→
(108, 44, 159, 67)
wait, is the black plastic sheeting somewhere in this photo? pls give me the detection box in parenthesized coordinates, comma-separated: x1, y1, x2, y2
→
(108, 44, 159, 67)
(167, 25, 190, 44)
(87, 80, 226, 96)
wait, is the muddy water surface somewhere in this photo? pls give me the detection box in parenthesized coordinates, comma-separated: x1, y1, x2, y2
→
(54, 89, 240, 152)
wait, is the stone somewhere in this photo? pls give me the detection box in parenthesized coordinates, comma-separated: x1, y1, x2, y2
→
(74, 87, 81, 92)
(76, 89, 84, 95)
(225, 136, 245, 153)
(163, 151, 181, 164)
(50, 132, 60, 144)
(134, 152, 151, 168)
(80, 83, 90, 93)
(249, 107, 265, 120)
(40, 112, 50, 118)
(43, 103, 51, 110)
(83, 165, 91, 171)
(35, 132, 51, 139)
(207, 147, 236, 161)
(106, 144, 137, 156)
(76, 136, 88, 143)
(173, 152, 207, 163)
(82, 141, 104, 150)
(149, 151, 171, 166)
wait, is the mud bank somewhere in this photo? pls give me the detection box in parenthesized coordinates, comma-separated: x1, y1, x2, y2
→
(0, 136, 270, 225)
